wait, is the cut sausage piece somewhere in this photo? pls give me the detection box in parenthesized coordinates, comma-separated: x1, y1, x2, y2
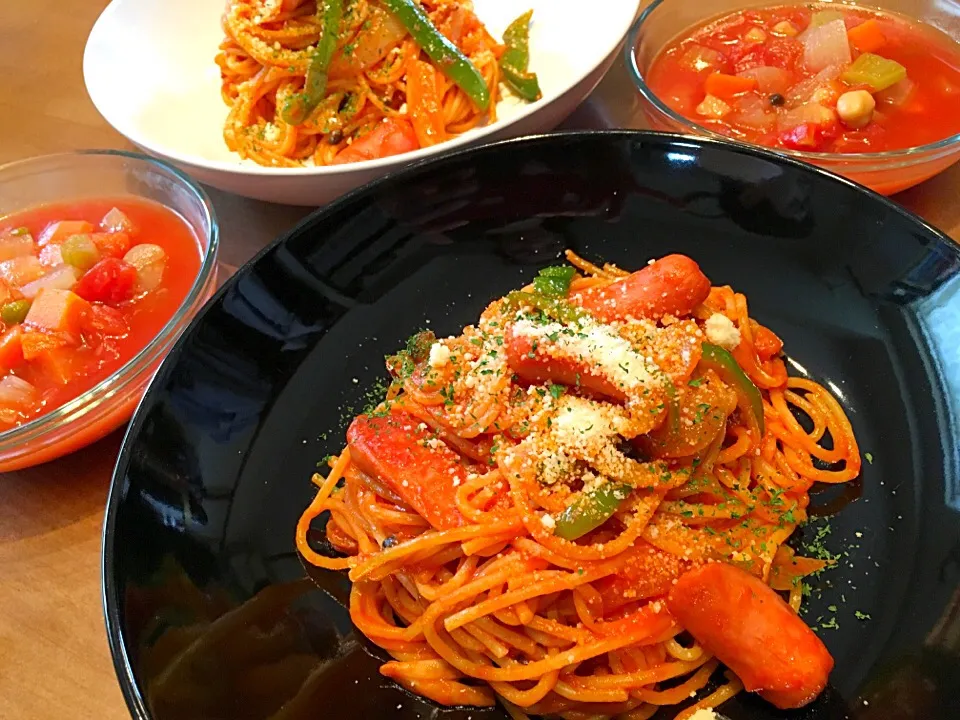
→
(666, 562, 833, 709)
(505, 328, 629, 402)
(347, 411, 467, 530)
(574, 254, 711, 322)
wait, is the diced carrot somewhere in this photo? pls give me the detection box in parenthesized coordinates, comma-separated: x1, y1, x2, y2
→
(37, 220, 95, 247)
(25, 341, 79, 385)
(0, 256, 45, 286)
(20, 330, 70, 362)
(704, 72, 758, 100)
(847, 19, 885, 53)
(23, 288, 90, 339)
(91, 231, 131, 259)
(0, 325, 24, 372)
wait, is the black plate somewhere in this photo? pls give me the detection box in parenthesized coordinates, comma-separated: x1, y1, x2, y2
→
(103, 131, 960, 720)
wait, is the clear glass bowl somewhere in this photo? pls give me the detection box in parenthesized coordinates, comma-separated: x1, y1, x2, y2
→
(626, 0, 960, 195)
(0, 150, 219, 472)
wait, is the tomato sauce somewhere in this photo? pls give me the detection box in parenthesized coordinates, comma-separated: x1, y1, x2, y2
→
(0, 197, 201, 431)
(647, 4, 960, 153)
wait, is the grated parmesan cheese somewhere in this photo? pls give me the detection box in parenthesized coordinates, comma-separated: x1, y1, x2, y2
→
(428, 342, 451, 368)
(512, 318, 662, 396)
(704, 314, 741, 350)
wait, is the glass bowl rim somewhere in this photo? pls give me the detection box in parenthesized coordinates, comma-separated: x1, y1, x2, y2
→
(625, 0, 960, 165)
(0, 149, 220, 451)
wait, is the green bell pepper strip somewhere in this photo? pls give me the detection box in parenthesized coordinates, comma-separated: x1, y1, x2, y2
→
(502, 290, 590, 325)
(699, 343, 765, 437)
(499, 10, 541, 101)
(554, 482, 631, 540)
(380, 0, 490, 111)
(532, 265, 576, 298)
(281, 0, 344, 125)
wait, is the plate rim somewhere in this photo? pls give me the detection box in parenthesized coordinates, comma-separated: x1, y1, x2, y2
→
(100, 128, 960, 719)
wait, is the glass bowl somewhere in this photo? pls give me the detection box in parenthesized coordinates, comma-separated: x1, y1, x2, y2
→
(0, 150, 219, 472)
(626, 0, 960, 195)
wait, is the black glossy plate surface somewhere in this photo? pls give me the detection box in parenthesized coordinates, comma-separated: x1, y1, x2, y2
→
(103, 131, 960, 720)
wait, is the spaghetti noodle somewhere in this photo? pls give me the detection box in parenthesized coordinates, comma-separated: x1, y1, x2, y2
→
(216, 0, 527, 167)
(297, 252, 861, 719)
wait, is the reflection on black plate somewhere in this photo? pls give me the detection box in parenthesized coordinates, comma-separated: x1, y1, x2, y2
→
(103, 131, 960, 720)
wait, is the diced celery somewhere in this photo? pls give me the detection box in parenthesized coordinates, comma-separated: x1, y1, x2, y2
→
(840, 53, 906, 92)
(60, 234, 102, 271)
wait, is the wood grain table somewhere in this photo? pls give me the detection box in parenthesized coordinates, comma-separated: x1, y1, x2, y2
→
(0, 2, 958, 719)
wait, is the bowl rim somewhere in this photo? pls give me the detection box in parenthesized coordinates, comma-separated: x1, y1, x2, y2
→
(625, 0, 960, 165)
(0, 149, 220, 453)
(100, 128, 960, 720)
(82, 0, 642, 177)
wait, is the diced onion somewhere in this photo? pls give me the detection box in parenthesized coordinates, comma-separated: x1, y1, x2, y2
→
(732, 95, 776, 131)
(123, 244, 167, 293)
(875, 77, 916, 106)
(101, 207, 137, 236)
(679, 45, 726, 74)
(19, 266, 80, 299)
(738, 66, 793, 95)
(0, 375, 37, 407)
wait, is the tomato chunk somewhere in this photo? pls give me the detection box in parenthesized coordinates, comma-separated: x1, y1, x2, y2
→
(574, 255, 711, 322)
(347, 411, 466, 530)
(667, 562, 833, 709)
(91, 231, 132, 259)
(753, 323, 784, 360)
(594, 542, 691, 613)
(332, 118, 420, 165)
(73, 258, 137, 305)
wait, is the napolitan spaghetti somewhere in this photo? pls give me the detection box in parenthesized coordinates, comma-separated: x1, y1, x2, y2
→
(215, 0, 540, 167)
(297, 252, 860, 718)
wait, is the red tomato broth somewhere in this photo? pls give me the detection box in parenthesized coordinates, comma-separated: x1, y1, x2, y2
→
(0, 197, 201, 432)
(646, 4, 960, 153)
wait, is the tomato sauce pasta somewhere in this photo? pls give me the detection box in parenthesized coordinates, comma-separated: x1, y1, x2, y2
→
(216, 0, 531, 167)
(297, 252, 860, 718)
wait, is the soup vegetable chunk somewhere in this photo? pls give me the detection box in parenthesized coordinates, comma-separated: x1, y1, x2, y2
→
(647, 4, 960, 152)
(0, 198, 201, 430)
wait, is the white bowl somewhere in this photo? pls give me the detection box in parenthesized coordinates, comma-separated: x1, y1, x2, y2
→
(84, 0, 640, 206)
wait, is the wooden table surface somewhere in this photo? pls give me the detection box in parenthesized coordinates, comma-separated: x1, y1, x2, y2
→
(1, 2, 958, 718)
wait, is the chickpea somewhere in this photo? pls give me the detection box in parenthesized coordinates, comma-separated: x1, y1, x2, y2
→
(745, 27, 767, 43)
(836, 90, 876, 129)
